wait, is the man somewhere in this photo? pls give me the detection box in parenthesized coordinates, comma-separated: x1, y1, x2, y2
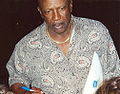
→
(6, 0, 120, 94)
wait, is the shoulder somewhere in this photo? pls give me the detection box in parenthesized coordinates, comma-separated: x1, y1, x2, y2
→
(73, 15, 107, 28)
(15, 23, 45, 48)
(72, 16, 112, 44)
(73, 15, 109, 34)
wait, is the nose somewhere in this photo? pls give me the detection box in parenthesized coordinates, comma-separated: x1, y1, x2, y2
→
(53, 9, 61, 21)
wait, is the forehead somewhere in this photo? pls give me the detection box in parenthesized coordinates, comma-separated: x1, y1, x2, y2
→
(38, 0, 69, 9)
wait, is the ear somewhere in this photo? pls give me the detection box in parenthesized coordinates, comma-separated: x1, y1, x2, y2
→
(70, 1, 73, 13)
(37, 7, 44, 18)
(37, 7, 41, 14)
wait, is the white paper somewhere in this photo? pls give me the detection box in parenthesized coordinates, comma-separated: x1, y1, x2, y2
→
(82, 52, 103, 94)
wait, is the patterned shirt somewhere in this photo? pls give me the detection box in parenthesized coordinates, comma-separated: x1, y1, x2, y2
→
(6, 16, 120, 94)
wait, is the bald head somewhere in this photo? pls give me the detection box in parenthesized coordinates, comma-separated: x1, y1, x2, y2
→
(37, 0, 72, 8)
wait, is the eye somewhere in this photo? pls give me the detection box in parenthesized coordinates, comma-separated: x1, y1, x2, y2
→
(44, 10, 52, 15)
(60, 7, 64, 10)
(60, 6, 66, 11)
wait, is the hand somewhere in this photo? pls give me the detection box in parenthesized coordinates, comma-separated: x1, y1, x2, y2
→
(25, 87, 45, 94)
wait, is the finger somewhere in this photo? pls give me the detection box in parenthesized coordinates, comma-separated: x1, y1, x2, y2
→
(40, 91, 45, 94)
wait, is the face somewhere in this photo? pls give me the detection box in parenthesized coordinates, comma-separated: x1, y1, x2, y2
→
(38, 0, 72, 34)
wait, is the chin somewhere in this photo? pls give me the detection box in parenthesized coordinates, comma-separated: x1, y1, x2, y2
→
(54, 28, 67, 34)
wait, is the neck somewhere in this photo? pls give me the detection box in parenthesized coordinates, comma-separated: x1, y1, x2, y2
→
(47, 22, 73, 44)
(47, 32, 70, 44)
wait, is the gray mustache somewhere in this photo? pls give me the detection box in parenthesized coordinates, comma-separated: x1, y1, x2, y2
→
(52, 21, 65, 27)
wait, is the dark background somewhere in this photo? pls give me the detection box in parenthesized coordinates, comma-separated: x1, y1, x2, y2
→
(0, 0, 120, 86)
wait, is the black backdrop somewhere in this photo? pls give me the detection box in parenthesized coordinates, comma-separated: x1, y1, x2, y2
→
(0, 0, 120, 86)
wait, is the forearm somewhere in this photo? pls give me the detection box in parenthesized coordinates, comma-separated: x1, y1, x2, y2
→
(11, 83, 27, 94)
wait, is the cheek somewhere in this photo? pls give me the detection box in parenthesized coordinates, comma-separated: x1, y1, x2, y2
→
(44, 17, 53, 26)
(44, 16, 53, 23)
(61, 10, 71, 18)
(61, 13, 71, 22)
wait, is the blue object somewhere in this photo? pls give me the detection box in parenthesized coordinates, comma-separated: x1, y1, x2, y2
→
(20, 86, 34, 91)
(93, 80, 98, 88)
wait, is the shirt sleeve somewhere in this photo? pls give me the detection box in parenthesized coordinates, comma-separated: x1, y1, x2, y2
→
(6, 45, 31, 87)
(97, 21, 120, 79)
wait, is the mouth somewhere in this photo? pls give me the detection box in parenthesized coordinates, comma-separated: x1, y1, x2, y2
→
(52, 22, 65, 29)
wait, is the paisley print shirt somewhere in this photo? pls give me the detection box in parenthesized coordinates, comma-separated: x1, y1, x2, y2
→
(6, 16, 120, 94)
